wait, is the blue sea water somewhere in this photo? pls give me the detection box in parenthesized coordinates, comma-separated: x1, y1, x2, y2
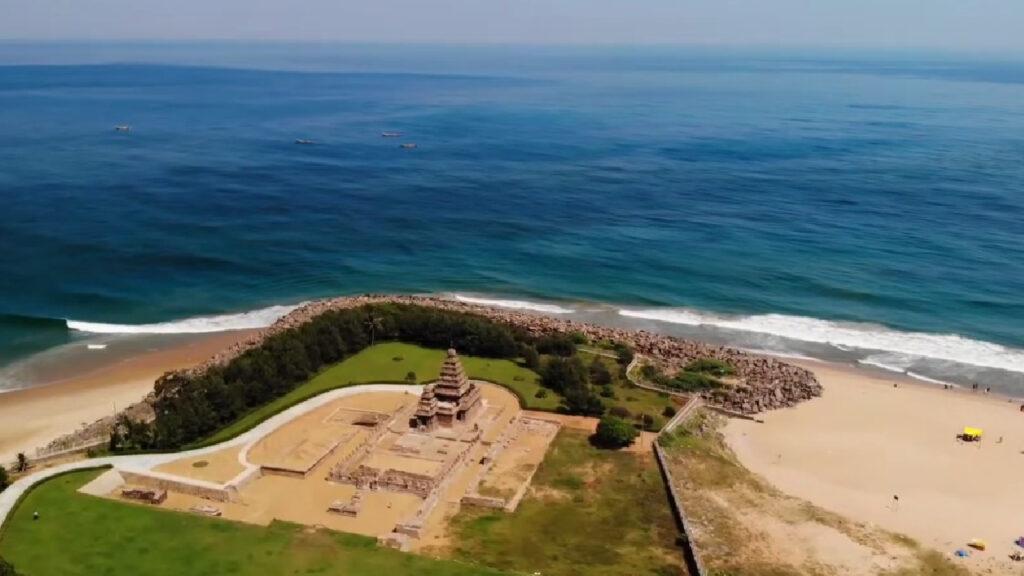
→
(1, 44, 1022, 392)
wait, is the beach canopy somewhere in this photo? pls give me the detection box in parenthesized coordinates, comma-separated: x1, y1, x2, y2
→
(962, 427, 983, 439)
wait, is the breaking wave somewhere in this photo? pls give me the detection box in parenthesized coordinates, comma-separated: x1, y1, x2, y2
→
(449, 293, 574, 314)
(618, 308, 1024, 374)
(66, 304, 299, 334)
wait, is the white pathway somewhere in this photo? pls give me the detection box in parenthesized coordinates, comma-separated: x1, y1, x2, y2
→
(0, 383, 422, 529)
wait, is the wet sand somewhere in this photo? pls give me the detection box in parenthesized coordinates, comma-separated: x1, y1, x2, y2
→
(725, 360, 1024, 573)
(0, 331, 255, 463)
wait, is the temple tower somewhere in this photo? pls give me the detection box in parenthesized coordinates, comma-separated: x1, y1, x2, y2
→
(410, 349, 482, 430)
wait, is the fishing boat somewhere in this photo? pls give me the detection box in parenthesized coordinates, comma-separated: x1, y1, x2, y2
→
(399, 143, 417, 149)
(114, 125, 131, 132)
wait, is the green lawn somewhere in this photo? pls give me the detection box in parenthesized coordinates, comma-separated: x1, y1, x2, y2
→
(461, 357, 559, 411)
(445, 429, 683, 576)
(199, 343, 547, 447)
(0, 469, 510, 576)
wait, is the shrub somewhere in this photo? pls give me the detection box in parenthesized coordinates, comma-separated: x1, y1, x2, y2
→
(684, 358, 734, 377)
(534, 388, 549, 399)
(609, 406, 631, 418)
(0, 557, 20, 576)
(405, 371, 417, 383)
(613, 342, 634, 366)
(669, 371, 722, 392)
(662, 405, 677, 418)
(593, 415, 639, 449)
(599, 386, 615, 398)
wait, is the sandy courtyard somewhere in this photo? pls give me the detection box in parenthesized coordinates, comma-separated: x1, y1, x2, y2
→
(102, 380, 555, 549)
(725, 361, 1024, 574)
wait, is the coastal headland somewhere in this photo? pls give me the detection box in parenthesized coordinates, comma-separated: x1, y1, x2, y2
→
(32, 294, 823, 458)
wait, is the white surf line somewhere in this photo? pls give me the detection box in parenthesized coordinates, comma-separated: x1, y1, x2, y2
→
(0, 383, 423, 530)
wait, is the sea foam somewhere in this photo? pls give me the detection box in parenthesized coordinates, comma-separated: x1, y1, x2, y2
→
(619, 308, 1024, 374)
(450, 294, 574, 314)
(66, 304, 299, 335)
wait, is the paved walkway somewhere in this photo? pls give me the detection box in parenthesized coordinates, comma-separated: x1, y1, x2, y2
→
(0, 384, 422, 530)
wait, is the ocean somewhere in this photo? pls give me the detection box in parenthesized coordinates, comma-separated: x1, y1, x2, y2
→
(1, 43, 1022, 393)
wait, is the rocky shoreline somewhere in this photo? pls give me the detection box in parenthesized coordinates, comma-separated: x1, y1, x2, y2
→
(41, 294, 821, 454)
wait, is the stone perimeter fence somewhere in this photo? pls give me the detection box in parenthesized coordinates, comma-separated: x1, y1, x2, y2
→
(653, 396, 708, 576)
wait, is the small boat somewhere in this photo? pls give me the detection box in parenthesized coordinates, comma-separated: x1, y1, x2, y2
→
(381, 131, 403, 138)
(295, 139, 316, 145)
(114, 125, 131, 132)
(399, 143, 417, 149)
(87, 344, 108, 350)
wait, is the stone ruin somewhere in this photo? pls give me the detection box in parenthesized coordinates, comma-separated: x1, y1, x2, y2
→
(333, 464, 437, 498)
(328, 490, 364, 517)
(121, 486, 167, 505)
(410, 349, 483, 431)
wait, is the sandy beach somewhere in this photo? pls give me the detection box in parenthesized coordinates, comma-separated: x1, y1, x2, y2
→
(0, 331, 255, 463)
(725, 360, 1024, 573)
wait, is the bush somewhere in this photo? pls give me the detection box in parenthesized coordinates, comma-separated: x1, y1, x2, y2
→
(662, 405, 677, 418)
(609, 406, 631, 418)
(668, 371, 722, 392)
(568, 331, 589, 345)
(405, 371, 417, 383)
(0, 556, 20, 576)
(593, 415, 639, 449)
(599, 386, 615, 398)
(534, 388, 549, 399)
(638, 412, 657, 431)
(684, 358, 734, 377)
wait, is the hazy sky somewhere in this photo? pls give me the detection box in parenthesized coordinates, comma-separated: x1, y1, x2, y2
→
(2, 0, 1023, 52)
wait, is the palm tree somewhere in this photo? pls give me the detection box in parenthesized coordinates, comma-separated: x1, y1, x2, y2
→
(364, 314, 384, 346)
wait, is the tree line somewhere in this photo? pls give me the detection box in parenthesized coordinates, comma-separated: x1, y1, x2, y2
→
(112, 303, 523, 451)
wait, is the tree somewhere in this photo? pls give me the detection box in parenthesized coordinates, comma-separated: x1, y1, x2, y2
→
(535, 334, 577, 357)
(588, 358, 612, 387)
(613, 342, 634, 366)
(0, 556, 20, 576)
(540, 356, 587, 393)
(0, 466, 9, 493)
(662, 405, 677, 418)
(364, 314, 384, 346)
(593, 415, 639, 449)
(15, 453, 28, 472)
(405, 371, 417, 383)
(521, 345, 540, 371)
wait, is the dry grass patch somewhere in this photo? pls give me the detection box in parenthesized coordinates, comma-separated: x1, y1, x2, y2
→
(661, 412, 970, 576)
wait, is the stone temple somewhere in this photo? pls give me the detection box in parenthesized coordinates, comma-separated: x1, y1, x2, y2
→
(411, 349, 482, 431)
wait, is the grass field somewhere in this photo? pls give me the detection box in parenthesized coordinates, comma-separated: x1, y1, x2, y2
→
(0, 468, 510, 576)
(578, 351, 677, 429)
(200, 343, 546, 446)
(444, 429, 683, 576)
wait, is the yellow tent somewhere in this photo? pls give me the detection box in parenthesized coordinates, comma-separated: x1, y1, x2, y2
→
(963, 427, 983, 440)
